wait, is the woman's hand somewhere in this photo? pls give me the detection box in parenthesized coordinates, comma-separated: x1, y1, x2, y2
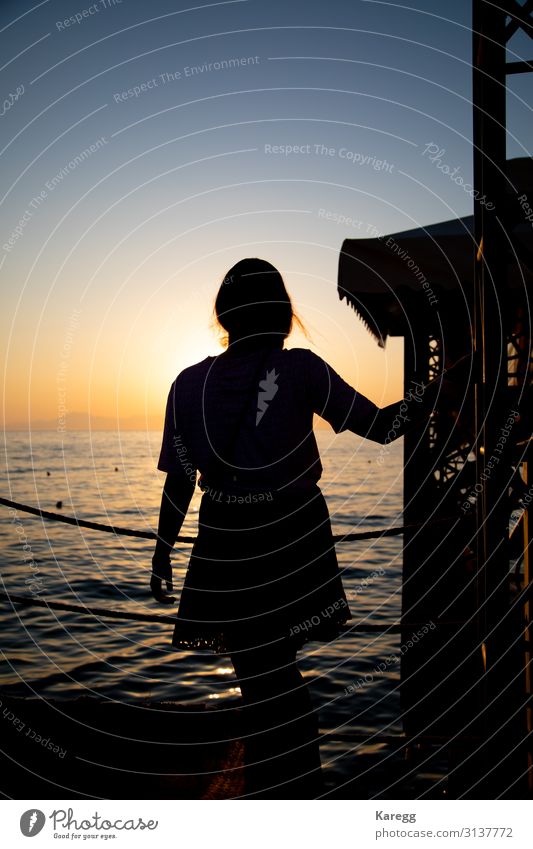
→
(150, 471, 195, 605)
(150, 552, 176, 604)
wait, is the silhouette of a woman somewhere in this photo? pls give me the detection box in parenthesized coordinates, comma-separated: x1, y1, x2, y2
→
(151, 258, 438, 798)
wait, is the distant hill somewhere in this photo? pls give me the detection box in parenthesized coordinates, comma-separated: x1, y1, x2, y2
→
(5, 413, 331, 431)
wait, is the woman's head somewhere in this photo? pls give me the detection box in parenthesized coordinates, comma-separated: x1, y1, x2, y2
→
(214, 258, 295, 347)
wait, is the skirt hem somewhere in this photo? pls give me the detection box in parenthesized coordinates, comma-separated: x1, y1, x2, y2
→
(171, 615, 352, 654)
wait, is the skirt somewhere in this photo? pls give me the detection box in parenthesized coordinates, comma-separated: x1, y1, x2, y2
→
(171, 485, 351, 654)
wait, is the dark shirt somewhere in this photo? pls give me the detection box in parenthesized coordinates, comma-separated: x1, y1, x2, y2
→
(158, 347, 377, 494)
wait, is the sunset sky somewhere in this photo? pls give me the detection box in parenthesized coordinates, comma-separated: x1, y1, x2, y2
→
(2, 0, 531, 430)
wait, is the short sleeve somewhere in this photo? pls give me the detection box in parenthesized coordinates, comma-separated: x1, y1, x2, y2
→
(305, 350, 378, 436)
(157, 380, 197, 482)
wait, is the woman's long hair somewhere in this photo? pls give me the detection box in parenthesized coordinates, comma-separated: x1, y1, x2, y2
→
(214, 258, 305, 347)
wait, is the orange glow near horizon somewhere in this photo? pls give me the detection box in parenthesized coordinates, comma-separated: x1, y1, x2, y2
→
(3, 265, 403, 432)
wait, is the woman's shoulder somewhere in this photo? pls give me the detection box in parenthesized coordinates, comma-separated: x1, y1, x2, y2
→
(170, 348, 326, 388)
(171, 356, 215, 390)
(282, 347, 325, 369)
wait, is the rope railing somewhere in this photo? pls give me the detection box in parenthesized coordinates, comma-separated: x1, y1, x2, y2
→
(0, 495, 458, 632)
(0, 590, 402, 632)
(0, 495, 455, 544)
(0, 496, 190, 542)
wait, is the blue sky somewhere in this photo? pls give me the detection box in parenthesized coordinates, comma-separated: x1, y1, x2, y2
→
(1, 0, 531, 428)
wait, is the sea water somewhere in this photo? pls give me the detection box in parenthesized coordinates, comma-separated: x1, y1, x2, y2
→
(0, 429, 404, 785)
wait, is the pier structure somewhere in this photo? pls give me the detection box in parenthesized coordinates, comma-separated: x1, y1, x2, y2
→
(337, 0, 533, 796)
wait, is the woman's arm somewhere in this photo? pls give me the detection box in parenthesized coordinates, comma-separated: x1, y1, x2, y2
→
(151, 472, 195, 604)
(359, 356, 471, 444)
(356, 379, 441, 445)
(307, 349, 468, 445)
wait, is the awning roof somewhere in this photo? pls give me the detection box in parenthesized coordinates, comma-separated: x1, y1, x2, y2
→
(337, 157, 532, 346)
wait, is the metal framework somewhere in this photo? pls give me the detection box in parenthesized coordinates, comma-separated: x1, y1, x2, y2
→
(337, 1, 532, 796)
(469, 0, 533, 796)
(402, 0, 533, 797)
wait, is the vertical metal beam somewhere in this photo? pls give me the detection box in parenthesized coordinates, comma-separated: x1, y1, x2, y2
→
(472, 0, 525, 796)
(522, 460, 532, 792)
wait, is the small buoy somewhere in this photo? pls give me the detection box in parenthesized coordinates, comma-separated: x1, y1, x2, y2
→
(114, 467, 118, 472)
(46, 471, 51, 476)
(56, 500, 62, 509)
